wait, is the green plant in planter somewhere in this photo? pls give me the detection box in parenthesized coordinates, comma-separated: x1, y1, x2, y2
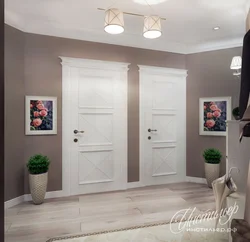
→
(232, 107, 240, 120)
(27, 154, 50, 175)
(203, 148, 222, 164)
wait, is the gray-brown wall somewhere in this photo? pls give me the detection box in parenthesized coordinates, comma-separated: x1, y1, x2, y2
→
(4, 24, 243, 200)
(186, 48, 242, 178)
(4, 25, 25, 201)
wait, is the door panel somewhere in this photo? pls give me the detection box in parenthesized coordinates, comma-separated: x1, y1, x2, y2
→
(152, 146, 177, 176)
(78, 76, 114, 108)
(78, 150, 114, 185)
(152, 114, 176, 142)
(139, 66, 187, 186)
(78, 113, 113, 145)
(152, 80, 177, 110)
(62, 58, 128, 196)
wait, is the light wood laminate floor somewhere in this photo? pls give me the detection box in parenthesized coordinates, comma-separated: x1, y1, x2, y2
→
(5, 182, 215, 242)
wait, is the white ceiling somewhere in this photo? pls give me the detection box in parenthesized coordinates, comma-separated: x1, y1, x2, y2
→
(5, 0, 250, 54)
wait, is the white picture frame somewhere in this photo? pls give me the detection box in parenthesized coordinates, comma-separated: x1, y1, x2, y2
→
(199, 97, 232, 136)
(25, 96, 57, 135)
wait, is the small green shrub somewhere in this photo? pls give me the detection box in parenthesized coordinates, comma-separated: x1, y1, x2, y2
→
(203, 148, 222, 164)
(232, 107, 240, 120)
(27, 154, 50, 175)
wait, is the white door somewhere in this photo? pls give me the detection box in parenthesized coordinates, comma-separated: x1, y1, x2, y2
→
(61, 57, 129, 196)
(139, 65, 187, 186)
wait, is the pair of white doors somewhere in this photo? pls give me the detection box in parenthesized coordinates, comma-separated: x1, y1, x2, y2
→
(61, 57, 187, 196)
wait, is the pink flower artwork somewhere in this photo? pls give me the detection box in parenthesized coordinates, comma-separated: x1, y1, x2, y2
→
(202, 100, 228, 133)
(213, 110, 221, 118)
(206, 119, 215, 128)
(29, 100, 53, 131)
(207, 112, 213, 118)
(33, 118, 42, 127)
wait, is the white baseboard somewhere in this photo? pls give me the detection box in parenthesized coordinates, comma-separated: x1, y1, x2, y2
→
(4, 195, 25, 210)
(5, 178, 207, 209)
(24, 190, 65, 202)
(126, 181, 144, 189)
(186, 176, 207, 184)
(5, 190, 65, 209)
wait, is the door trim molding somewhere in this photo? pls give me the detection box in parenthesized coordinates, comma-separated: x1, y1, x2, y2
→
(126, 181, 145, 189)
(60, 57, 130, 70)
(60, 57, 130, 196)
(139, 65, 187, 186)
(138, 65, 188, 77)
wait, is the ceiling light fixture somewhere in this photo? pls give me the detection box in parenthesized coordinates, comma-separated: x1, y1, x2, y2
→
(213, 26, 220, 31)
(104, 8, 124, 34)
(143, 15, 162, 39)
(99, 8, 165, 38)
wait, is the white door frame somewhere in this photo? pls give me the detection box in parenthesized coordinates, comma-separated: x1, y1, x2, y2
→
(139, 65, 187, 186)
(60, 57, 130, 196)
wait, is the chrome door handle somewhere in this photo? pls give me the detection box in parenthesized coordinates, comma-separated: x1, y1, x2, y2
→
(148, 129, 157, 132)
(74, 130, 84, 134)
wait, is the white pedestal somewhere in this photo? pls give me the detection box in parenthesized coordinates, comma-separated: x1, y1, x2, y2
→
(245, 161, 250, 224)
(226, 193, 246, 242)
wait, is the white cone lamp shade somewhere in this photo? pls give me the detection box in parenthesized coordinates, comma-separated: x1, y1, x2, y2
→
(104, 8, 124, 34)
(230, 56, 242, 70)
(143, 15, 162, 39)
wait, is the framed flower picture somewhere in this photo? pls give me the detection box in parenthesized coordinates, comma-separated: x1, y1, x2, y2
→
(25, 96, 57, 135)
(199, 97, 232, 136)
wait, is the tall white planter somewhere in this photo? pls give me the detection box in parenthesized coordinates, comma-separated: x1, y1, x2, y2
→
(29, 172, 48, 205)
(205, 163, 220, 188)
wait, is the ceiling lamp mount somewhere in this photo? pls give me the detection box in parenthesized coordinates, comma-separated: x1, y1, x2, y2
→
(98, 8, 165, 39)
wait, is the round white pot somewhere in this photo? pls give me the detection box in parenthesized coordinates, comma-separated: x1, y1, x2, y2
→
(29, 172, 48, 205)
(205, 163, 220, 188)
